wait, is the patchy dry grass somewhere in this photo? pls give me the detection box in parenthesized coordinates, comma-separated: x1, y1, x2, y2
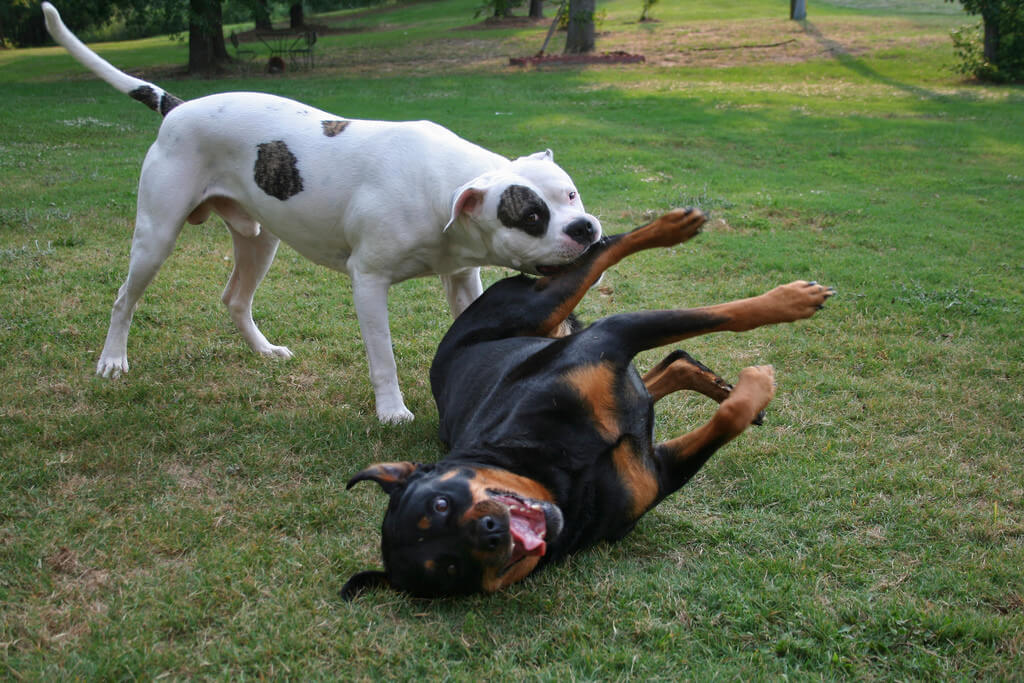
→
(2, 0, 1023, 678)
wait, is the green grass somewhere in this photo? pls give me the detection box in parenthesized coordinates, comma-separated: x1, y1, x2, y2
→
(2, 0, 1023, 678)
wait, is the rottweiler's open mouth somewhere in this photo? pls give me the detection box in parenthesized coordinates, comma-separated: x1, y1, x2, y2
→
(488, 491, 563, 573)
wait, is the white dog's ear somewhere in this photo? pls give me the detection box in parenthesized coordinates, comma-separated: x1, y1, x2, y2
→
(521, 149, 554, 163)
(445, 178, 491, 231)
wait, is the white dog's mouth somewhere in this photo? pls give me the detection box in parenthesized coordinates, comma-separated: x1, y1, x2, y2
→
(532, 236, 599, 276)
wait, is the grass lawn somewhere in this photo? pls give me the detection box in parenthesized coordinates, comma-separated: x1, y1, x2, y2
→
(2, 0, 1023, 678)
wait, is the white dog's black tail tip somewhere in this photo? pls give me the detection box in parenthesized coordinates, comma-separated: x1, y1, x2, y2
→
(42, 2, 184, 117)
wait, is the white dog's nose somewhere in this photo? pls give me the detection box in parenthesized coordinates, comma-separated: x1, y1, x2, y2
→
(565, 218, 598, 246)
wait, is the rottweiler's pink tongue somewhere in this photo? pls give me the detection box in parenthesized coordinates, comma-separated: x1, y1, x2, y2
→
(510, 516, 545, 556)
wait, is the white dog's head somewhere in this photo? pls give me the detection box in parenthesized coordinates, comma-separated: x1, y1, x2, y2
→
(446, 150, 602, 275)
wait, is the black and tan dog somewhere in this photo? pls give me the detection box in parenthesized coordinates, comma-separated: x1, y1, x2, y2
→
(342, 209, 834, 598)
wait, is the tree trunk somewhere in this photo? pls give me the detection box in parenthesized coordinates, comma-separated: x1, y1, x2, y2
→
(529, 0, 545, 19)
(290, 3, 305, 29)
(564, 0, 595, 54)
(790, 0, 806, 21)
(982, 15, 1000, 63)
(253, 0, 273, 31)
(188, 0, 229, 73)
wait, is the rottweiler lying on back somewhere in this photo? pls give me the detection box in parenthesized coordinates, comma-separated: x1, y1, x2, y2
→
(343, 209, 834, 598)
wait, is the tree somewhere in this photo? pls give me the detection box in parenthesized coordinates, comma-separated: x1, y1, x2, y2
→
(529, 0, 544, 19)
(187, 0, 229, 73)
(790, 0, 806, 21)
(289, 1, 305, 28)
(249, 0, 273, 31)
(640, 0, 658, 23)
(564, 0, 594, 54)
(3, 0, 130, 47)
(947, 0, 1024, 81)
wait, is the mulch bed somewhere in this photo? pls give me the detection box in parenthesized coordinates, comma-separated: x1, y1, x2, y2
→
(509, 50, 645, 67)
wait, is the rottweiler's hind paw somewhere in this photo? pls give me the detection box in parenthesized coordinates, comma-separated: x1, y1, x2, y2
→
(718, 365, 776, 436)
(764, 280, 835, 323)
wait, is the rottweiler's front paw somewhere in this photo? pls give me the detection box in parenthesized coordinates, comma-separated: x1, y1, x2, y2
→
(646, 208, 706, 247)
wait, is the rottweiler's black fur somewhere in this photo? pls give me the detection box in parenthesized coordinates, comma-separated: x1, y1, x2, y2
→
(343, 209, 833, 598)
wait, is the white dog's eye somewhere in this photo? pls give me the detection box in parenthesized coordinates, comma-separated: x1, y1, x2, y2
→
(526, 213, 541, 224)
(568, 191, 577, 202)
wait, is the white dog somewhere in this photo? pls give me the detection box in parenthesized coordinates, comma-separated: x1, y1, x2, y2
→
(42, 3, 601, 423)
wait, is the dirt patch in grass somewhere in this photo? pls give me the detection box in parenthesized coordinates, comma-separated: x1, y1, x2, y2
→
(131, 13, 954, 81)
(456, 16, 551, 31)
(288, 14, 955, 78)
(599, 17, 951, 69)
(510, 50, 646, 67)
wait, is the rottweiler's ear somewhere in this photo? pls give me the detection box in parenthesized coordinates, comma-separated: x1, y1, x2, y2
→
(340, 570, 391, 601)
(346, 461, 419, 494)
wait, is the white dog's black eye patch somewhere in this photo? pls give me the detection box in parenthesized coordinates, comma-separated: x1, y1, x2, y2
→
(254, 141, 305, 201)
(497, 185, 550, 237)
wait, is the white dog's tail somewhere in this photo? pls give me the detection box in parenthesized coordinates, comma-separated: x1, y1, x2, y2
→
(42, 2, 184, 117)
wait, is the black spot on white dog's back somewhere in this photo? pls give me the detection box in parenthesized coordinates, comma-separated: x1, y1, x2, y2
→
(129, 86, 184, 117)
(254, 141, 304, 201)
(322, 120, 350, 137)
(497, 185, 550, 237)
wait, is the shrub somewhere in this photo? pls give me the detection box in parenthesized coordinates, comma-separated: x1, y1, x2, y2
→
(947, 0, 1024, 82)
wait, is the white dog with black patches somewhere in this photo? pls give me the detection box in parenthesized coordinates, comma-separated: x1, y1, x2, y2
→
(42, 3, 601, 423)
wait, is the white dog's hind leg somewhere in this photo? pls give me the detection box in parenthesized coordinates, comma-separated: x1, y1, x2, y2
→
(351, 271, 414, 424)
(97, 207, 184, 378)
(222, 226, 292, 359)
(440, 267, 483, 318)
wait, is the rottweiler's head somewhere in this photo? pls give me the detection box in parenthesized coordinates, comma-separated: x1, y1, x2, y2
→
(342, 461, 564, 599)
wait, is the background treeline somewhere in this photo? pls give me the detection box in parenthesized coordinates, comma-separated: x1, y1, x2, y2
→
(1, 0, 383, 47)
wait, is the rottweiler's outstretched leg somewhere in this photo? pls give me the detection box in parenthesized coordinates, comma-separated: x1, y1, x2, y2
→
(616, 365, 776, 522)
(591, 280, 834, 363)
(642, 350, 765, 425)
(597, 282, 833, 521)
(530, 209, 706, 336)
(648, 365, 776, 509)
(642, 350, 732, 403)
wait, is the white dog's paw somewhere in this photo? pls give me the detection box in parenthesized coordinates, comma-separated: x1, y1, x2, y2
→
(257, 344, 294, 359)
(377, 404, 415, 424)
(96, 355, 128, 379)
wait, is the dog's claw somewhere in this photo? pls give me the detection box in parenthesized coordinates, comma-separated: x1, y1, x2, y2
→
(258, 344, 293, 359)
(378, 407, 415, 424)
(96, 357, 129, 379)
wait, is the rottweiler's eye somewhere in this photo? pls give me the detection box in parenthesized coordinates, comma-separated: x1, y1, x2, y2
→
(432, 496, 450, 514)
(447, 563, 458, 577)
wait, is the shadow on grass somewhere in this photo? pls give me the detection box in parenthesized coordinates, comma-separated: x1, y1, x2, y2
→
(800, 20, 944, 100)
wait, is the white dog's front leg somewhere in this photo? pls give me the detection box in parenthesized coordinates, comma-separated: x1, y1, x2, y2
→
(440, 268, 483, 318)
(351, 272, 414, 424)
